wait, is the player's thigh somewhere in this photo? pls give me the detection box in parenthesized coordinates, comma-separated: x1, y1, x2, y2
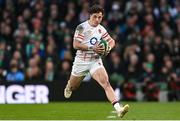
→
(69, 74, 85, 88)
(91, 67, 109, 87)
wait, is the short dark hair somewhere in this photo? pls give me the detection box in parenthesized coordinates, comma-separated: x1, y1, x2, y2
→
(89, 4, 104, 15)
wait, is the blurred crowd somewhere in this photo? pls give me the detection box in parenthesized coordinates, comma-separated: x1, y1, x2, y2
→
(0, 0, 180, 101)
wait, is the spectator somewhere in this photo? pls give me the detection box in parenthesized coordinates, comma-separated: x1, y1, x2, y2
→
(58, 59, 71, 85)
(108, 51, 124, 86)
(124, 53, 141, 81)
(44, 59, 55, 82)
(26, 57, 42, 81)
(6, 59, 24, 82)
(123, 81, 136, 101)
(0, 0, 179, 101)
(168, 72, 180, 101)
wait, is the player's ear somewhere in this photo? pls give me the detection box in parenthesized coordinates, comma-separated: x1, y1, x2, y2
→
(89, 14, 92, 19)
(102, 12, 104, 17)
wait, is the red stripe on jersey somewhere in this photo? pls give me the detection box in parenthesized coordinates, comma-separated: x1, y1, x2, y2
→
(102, 32, 108, 37)
(75, 36, 84, 40)
(84, 53, 87, 61)
(102, 33, 109, 38)
(77, 56, 98, 59)
(78, 34, 84, 37)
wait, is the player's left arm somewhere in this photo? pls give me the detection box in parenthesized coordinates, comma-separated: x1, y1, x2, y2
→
(101, 31, 115, 54)
(106, 36, 115, 53)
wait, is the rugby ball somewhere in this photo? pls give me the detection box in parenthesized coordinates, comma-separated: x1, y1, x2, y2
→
(98, 39, 108, 56)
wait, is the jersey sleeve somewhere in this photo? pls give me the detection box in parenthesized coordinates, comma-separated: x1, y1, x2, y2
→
(73, 24, 85, 42)
(101, 26, 108, 39)
(101, 26, 113, 43)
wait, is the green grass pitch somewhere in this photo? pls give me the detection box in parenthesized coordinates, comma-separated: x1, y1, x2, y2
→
(0, 102, 180, 120)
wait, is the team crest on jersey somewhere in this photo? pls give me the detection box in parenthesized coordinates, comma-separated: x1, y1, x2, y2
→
(98, 29, 101, 33)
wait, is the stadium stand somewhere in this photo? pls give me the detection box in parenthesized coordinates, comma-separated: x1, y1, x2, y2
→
(0, 0, 179, 101)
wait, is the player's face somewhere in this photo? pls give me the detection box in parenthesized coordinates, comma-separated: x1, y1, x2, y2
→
(89, 12, 103, 27)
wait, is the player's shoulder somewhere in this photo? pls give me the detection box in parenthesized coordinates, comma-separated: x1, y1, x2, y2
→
(98, 24, 107, 33)
(76, 21, 87, 32)
(98, 24, 106, 30)
(77, 21, 88, 29)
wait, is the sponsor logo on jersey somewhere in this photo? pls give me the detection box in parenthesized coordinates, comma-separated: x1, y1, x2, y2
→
(90, 37, 98, 45)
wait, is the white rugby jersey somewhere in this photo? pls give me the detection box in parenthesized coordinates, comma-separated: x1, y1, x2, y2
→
(73, 20, 112, 60)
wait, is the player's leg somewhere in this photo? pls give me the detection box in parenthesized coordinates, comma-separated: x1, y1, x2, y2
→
(64, 75, 85, 98)
(91, 67, 116, 102)
(64, 57, 88, 98)
(91, 66, 129, 118)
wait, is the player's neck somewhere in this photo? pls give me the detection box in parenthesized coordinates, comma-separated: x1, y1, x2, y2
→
(88, 20, 98, 27)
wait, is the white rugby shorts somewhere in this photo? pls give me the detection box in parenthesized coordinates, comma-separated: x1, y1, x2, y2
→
(71, 57, 104, 77)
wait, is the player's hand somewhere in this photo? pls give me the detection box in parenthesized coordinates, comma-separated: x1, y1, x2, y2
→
(104, 45, 111, 56)
(106, 45, 112, 54)
(93, 44, 105, 55)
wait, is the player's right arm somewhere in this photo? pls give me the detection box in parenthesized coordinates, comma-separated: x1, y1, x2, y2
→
(73, 24, 88, 51)
(73, 25, 104, 54)
(73, 39, 89, 51)
(73, 39, 104, 54)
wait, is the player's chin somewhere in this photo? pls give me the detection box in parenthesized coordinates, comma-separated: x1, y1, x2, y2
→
(94, 23, 99, 26)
